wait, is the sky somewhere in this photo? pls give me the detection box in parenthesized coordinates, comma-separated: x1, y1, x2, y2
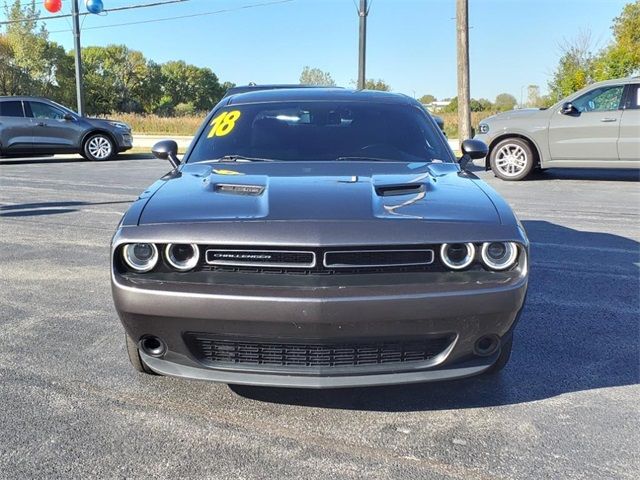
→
(1, 0, 631, 101)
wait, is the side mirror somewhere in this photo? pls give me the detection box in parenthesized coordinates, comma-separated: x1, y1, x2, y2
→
(458, 139, 488, 171)
(560, 102, 578, 115)
(63, 113, 75, 121)
(152, 140, 180, 169)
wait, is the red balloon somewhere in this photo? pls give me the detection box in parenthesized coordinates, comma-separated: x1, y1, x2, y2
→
(44, 0, 62, 14)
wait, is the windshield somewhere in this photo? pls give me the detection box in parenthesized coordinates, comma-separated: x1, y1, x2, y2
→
(49, 100, 76, 116)
(187, 101, 453, 163)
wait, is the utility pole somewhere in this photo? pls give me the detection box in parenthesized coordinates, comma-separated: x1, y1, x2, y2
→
(357, 0, 367, 90)
(456, 0, 471, 142)
(71, 0, 85, 116)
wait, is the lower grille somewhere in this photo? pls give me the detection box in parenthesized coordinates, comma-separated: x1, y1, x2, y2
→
(186, 334, 452, 371)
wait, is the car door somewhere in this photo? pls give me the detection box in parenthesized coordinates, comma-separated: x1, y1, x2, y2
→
(618, 83, 640, 163)
(548, 84, 625, 163)
(0, 100, 32, 152)
(26, 101, 82, 152)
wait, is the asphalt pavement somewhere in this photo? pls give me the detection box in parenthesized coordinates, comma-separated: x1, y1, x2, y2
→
(0, 153, 638, 479)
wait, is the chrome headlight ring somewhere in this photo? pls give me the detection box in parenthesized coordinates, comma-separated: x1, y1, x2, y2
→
(122, 243, 159, 272)
(480, 241, 518, 271)
(440, 243, 476, 270)
(165, 243, 200, 272)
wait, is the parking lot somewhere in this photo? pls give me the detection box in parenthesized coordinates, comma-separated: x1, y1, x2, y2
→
(0, 154, 638, 479)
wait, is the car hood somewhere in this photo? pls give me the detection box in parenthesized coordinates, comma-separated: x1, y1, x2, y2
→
(84, 117, 130, 130)
(137, 162, 500, 226)
(481, 108, 547, 123)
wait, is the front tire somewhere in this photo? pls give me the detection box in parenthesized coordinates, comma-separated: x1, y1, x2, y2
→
(490, 138, 535, 181)
(125, 334, 157, 375)
(83, 133, 115, 161)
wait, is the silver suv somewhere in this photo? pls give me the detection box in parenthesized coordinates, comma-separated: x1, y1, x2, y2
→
(0, 96, 132, 160)
(474, 77, 639, 180)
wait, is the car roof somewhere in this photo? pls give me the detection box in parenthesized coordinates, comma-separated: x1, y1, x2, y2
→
(224, 87, 415, 105)
(0, 96, 56, 102)
(585, 76, 638, 88)
(223, 84, 336, 97)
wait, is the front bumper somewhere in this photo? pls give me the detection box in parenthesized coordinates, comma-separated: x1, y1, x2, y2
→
(140, 350, 501, 388)
(116, 131, 133, 151)
(113, 266, 527, 388)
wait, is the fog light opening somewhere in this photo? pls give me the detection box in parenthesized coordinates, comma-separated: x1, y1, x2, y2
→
(474, 335, 499, 356)
(139, 335, 166, 357)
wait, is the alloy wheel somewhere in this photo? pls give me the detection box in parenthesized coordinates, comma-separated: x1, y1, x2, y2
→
(87, 135, 113, 160)
(494, 143, 528, 177)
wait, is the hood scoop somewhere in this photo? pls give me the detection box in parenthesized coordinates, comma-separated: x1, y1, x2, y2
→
(214, 183, 265, 196)
(375, 183, 426, 197)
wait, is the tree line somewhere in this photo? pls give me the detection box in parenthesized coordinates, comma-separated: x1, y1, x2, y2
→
(546, 1, 639, 102)
(2, 0, 636, 117)
(0, 0, 233, 116)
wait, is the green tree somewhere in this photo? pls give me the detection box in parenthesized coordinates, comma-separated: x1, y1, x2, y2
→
(470, 98, 493, 112)
(299, 66, 336, 86)
(594, 1, 640, 80)
(476, 98, 493, 111)
(221, 81, 236, 94)
(547, 32, 595, 102)
(141, 61, 165, 114)
(494, 93, 517, 111)
(41, 41, 76, 106)
(364, 79, 391, 91)
(418, 94, 436, 104)
(0, 35, 30, 95)
(159, 61, 223, 114)
(81, 45, 152, 114)
(443, 97, 458, 113)
(2, 0, 50, 95)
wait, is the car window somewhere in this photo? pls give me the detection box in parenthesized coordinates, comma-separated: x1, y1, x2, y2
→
(626, 84, 640, 109)
(29, 101, 66, 120)
(572, 85, 625, 113)
(187, 101, 453, 163)
(0, 101, 25, 117)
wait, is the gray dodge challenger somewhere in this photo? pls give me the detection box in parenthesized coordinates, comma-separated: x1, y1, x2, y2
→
(111, 87, 529, 388)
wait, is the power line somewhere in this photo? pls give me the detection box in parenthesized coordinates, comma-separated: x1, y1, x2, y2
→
(0, 0, 191, 25)
(46, 0, 295, 33)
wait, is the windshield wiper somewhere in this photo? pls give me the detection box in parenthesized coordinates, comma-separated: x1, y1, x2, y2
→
(335, 156, 402, 162)
(201, 155, 276, 163)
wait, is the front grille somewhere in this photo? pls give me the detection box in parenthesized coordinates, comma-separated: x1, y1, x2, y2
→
(186, 334, 452, 371)
(324, 249, 433, 268)
(206, 249, 315, 268)
(199, 246, 441, 275)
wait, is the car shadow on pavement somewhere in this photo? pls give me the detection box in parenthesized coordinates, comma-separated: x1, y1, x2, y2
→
(230, 220, 639, 411)
(0, 200, 133, 217)
(0, 153, 155, 165)
(469, 163, 639, 182)
(528, 168, 640, 182)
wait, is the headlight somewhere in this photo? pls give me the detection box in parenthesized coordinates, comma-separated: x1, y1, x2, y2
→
(122, 243, 158, 272)
(440, 243, 475, 270)
(108, 121, 130, 130)
(480, 242, 518, 271)
(478, 123, 489, 134)
(165, 243, 200, 271)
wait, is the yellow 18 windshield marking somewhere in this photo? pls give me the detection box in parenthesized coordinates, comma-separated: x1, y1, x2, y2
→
(208, 110, 241, 138)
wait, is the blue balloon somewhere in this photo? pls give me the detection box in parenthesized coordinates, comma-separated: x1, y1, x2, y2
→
(85, 0, 104, 14)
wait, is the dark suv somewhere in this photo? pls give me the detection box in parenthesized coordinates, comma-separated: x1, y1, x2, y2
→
(0, 96, 132, 160)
